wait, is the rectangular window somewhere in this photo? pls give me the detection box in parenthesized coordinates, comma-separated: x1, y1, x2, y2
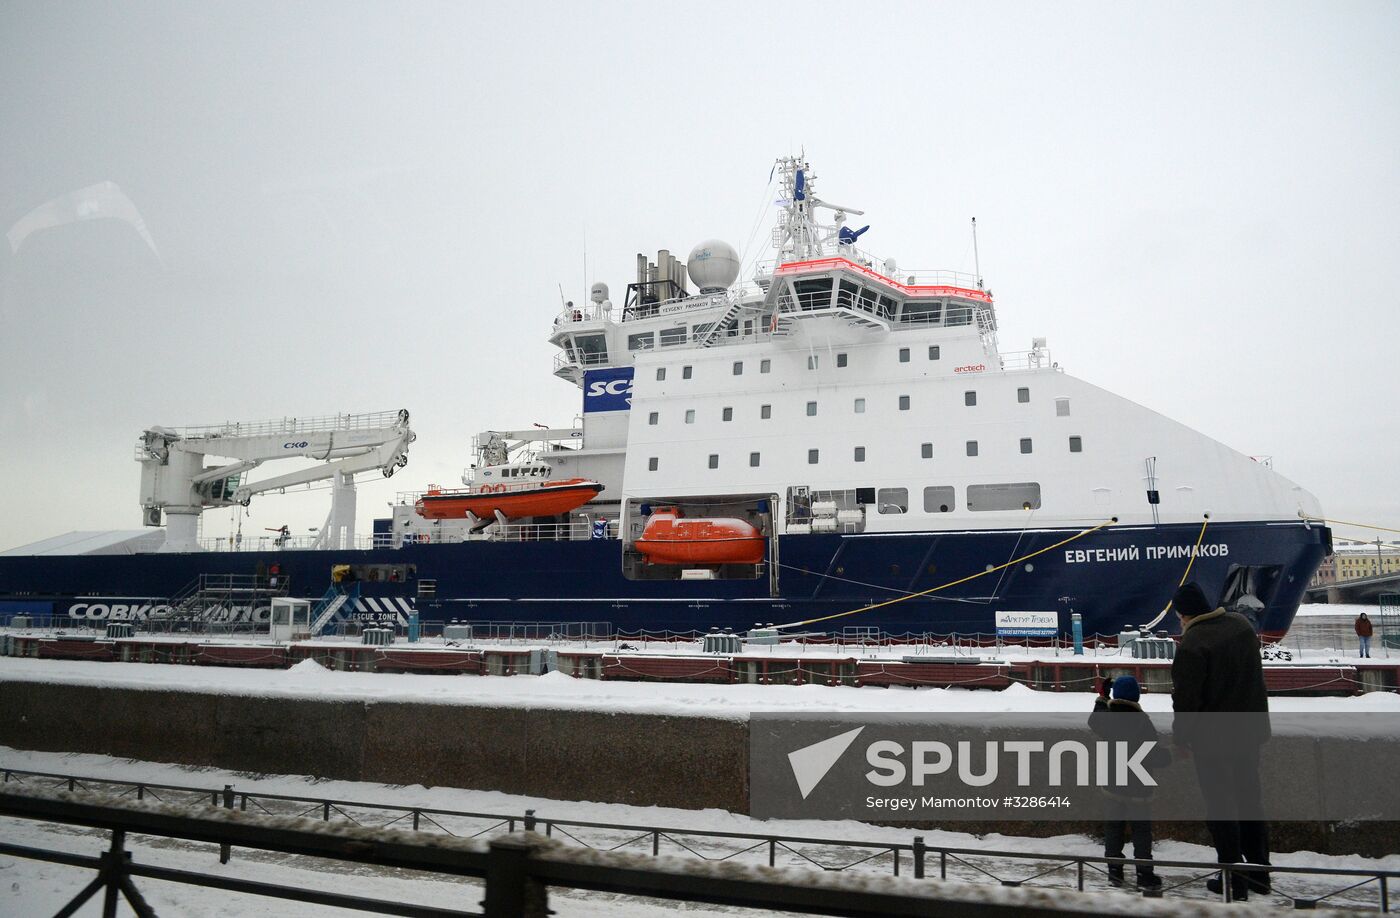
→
(966, 440, 979, 457)
(923, 486, 956, 513)
(808, 449, 819, 464)
(682, 365, 693, 380)
(648, 457, 658, 471)
(898, 395, 910, 411)
(684, 409, 695, 424)
(854, 398, 866, 413)
(806, 401, 818, 417)
(722, 407, 733, 422)
(968, 482, 1043, 511)
(656, 368, 666, 381)
(760, 358, 771, 374)
(628, 332, 655, 351)
(807, 355, 820, 370)
(856, 487, 875, 505)
(1069, 436, 1083, 453)
(837, 353, 848, 368)
(1017, 387, 1030, 403)
(749, 452, 760, 467)
(878, 487, 908, 514)
(647, 411, 658, 426)
(733, 361, 743, 376)
(854, 446, 866, 462)
(1020, 438, 1033, 454)
(708, 454, 719, 469)
(921, 442, 933, 459)
(660, 326, 686, 346)
(1056, 398, 1071, 417)
(929, 345, 941, 360)
(760, 404, 772, 420)
(898, 347, 910, 363)
(965, 391, 977, 407)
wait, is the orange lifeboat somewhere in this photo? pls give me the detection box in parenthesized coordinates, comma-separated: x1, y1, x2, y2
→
(634, 507, 766, 565)
(414, 478, 603, 521)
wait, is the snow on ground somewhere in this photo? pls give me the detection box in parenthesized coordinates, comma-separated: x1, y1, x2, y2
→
(2, 656, 1396, 716)
(1, 746, 1392, 916)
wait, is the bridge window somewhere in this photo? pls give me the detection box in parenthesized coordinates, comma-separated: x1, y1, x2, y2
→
(923, 486, 955, 513)
(837, 280, 860, 309)
(660, 327, 686, 347)
(966, 440, 979, 457)
(921, 442, 933, 459)
(946, 303, 973, 326)
(628, 332, 655, 351)
(901, 300, 942, 325)
(794, 278, 834, 311)
(1070, 436, 1083, 453)
(899, 347, 910, 363)
(968, 482, 1042, 511)
(877, 295, 897, 320)
(760, 359, 771, 374)
(1056, 398, 1071, 417)
(808, 448, 820, 464)
(648, 457, 658, 471)
(682, 365, 693, 379)
(806, 401, 818, 417)
(878, 487, 908, 514)
(854, 398, 865, 413)
(854, 446, 866, 462)
(761, 404, 772, 419)
(1018, 387, 1030, 403)
(899, 395, 910, 411)
(684, 410, 695, 424)
(965, 391, 977, 407)
(722, 407, 733, 422)
(750, 452, 760, 467)
(647, 412, 658, 426)
(708, 454, 719, 469)
(1020, 438, 1033, 454)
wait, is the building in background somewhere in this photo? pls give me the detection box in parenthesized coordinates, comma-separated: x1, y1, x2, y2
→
(1311, 543, 1400, 588)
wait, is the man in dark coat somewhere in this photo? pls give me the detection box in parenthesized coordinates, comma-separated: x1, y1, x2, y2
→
(1356, 613, 1374, 658)
(1170, 581, 1271, 901)
(1089, 674, 1168, 889)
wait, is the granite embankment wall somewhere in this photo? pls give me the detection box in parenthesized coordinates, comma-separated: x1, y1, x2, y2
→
(0, 679, 1393, 856)
(0, 680, 749, 811)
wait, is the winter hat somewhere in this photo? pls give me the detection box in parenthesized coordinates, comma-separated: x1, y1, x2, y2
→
(1111, 674, 1141, 703)
(1172, 582, 1213, 617)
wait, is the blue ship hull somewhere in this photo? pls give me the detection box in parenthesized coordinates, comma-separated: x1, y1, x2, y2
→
(0, 520, 1328, 639)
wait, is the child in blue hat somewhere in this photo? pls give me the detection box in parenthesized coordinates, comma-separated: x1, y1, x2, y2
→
(1089, 674, 1170, 889)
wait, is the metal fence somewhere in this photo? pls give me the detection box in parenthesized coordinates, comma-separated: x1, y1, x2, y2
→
(2, 766, 1393, 912)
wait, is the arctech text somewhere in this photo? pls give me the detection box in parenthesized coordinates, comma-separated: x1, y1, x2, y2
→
(1065, 543, 1229, 564)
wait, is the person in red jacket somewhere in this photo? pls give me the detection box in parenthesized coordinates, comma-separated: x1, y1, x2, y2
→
(1355, 612, 1374, 658)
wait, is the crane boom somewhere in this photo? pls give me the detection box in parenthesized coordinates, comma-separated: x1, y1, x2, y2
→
(137, 409, 415, 552)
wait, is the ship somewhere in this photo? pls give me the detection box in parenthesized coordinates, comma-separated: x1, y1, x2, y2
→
(0, 157, 1330, 640)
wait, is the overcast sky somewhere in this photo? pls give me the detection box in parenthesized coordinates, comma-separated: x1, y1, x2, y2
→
(1, 0, 1396, 553)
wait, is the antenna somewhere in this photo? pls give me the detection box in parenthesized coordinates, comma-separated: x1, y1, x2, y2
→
(971, 217, 983, 289)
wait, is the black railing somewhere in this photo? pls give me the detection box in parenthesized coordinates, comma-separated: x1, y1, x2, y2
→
(2, 787, 1093, 918)
(3, 765, 1395, 910)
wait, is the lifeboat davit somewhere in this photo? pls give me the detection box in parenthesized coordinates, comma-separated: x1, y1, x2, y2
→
(634, 507, 766, 565)
(414, 478, 603, 521)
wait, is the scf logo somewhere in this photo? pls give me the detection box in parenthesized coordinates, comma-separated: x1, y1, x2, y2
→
(586, 379, 633, 398)
(283, 441, 309, 449)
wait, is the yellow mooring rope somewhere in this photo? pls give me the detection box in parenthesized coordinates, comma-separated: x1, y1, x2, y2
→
(774, 517, 1118, 631)
(1139, 515, 1211, 630)
(1300, 516, 1400, 537)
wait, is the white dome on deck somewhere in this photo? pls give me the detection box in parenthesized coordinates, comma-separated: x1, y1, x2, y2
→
(687, 240, 740, 293)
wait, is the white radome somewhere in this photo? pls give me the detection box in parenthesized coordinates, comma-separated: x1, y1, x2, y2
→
(687, 240, 740, 293)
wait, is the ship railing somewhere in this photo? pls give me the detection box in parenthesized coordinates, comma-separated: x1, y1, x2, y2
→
(391, 521, 602, 545)
(552, 351, 613, 373)
(998, 348, 1060, 372)
(551, 303, 619, 327)
(757, 250, 983, 291)
(170, 410, 408, 440)
(195, 534, 377, 552)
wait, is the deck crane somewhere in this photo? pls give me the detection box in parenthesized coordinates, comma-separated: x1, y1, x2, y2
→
(137, 409, 415, 552)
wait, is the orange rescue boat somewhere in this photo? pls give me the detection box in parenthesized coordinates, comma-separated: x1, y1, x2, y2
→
(634, 507, 766, 565)
(414, 478, 603, 521)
